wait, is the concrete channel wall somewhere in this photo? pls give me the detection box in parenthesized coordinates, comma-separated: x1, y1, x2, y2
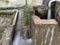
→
(0, 10, 18, 45)
(31, 15, 60, 45)
(30, 1, 60, 45)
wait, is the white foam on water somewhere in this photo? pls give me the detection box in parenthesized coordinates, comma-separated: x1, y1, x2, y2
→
(26, 38, 32, 45)
(13, 30, 32, 45)
(47, 8, 51, 19)
(13, 31, 21, 45)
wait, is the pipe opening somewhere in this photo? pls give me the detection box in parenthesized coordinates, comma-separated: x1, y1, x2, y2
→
(33, 1, 56, 19)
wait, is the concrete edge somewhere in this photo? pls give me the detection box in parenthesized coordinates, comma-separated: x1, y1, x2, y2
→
(32, 15, 58, 25)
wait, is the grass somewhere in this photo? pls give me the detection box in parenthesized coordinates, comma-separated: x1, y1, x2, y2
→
(22, 5, 29, 25)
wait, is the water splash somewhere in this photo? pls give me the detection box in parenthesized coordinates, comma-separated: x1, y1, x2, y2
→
(13, 30, 32, 45)
(13, 31, 21, 45)
(47, 8, 51, 19)
(47, 0, 55, 19)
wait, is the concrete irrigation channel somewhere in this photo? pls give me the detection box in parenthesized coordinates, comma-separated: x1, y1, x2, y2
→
(0, 9, 18, 45)
(0, 8, 32, 45)
(13, 9, 32, 45)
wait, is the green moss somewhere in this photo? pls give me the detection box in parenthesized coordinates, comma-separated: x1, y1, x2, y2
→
(0, 29, 4, 39)
(22, 5, 29, 25)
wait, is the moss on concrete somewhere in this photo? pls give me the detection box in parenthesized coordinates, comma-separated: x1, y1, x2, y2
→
(0, 12, 15, 40)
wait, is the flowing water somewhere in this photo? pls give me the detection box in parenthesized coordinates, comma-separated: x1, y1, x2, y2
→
(13, 30, 32, 45)
(47, 0, 55, 19)
(13, 10, 32, 45)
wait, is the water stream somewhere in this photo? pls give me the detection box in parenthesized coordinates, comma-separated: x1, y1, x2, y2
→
(47, 0, 55, 19)
(13, 30, 32, 45)
(13, 10, 32, 45)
